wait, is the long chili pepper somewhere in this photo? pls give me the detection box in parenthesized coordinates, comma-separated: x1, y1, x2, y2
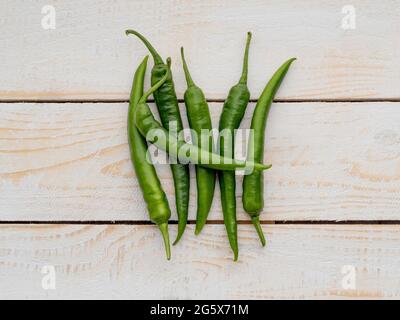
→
(243, 57, 296, 246)
(218, 32, 252, 260)
(180, 47, 216, 235)
(126, 30, 190, 245)
(128, 56, 171, 260)
(135, 60, 271, 172)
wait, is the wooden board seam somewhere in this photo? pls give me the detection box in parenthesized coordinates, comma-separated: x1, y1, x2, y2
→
(1, 220, 400, 225)
(2, 98, 400, 104)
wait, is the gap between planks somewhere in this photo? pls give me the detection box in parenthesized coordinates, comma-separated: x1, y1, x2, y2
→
(2, 98, 400, 104)
(1, 220, 400, 225)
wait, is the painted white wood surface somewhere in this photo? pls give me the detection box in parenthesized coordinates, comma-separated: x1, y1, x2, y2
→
(1, 224, 399, 299)
(1, 102, 399, 221)
(1, 0, 400, 300)
(1, 0, 400, 100)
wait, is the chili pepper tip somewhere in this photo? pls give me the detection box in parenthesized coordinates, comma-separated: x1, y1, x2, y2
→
(194, 225, 202, 235)
(254, 163, 272, 171)
(233, 250, 238, 262)
(158, 223, 171, 260)
(173, 224, 185, 245)
(252, 216, 266, 247)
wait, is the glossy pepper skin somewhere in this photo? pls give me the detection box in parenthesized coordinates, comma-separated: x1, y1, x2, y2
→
(126, 30, 190, 245)
(180, 47, 216, 235)
(135, 61, 271, 173)
(218, 32, 252, 261)
(243, 57, 296, 246)
(128, 56, 171, 260)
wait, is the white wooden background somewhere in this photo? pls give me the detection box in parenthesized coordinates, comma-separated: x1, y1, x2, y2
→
(1, 0, 400, 299)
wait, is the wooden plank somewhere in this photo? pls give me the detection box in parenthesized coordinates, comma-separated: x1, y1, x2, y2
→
(1, 102, 400, 221)
(0, 224, 399, 299)
(1, 0, 400, 100)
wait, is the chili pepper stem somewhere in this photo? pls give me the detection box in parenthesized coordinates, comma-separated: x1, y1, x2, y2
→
(125, 29, 164, 65)
(180, 47, 196, 87)
(251, 216, 266, 246)
(254, 163, 272, 171)
(139, 60, 170, 104)
(158, 223, 171, 260)
(239, 32, 252, 84)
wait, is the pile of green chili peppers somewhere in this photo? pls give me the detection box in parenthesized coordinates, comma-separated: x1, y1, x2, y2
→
(126, 30, 295, 261)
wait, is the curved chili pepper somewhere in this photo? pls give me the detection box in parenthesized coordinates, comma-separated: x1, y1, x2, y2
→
(128, 56, 171, 260)
(218, 32, 252, 260)
(126, 30, 190, 245)
(180, 47, 216, 235)
(134, 60, 271, 173)
(243, 57, 296, 246)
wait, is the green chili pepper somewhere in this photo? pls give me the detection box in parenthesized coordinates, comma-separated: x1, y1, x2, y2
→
(243, 57, 296, 246)
(135, 60, 270, 173)
(180, 47, 216, 235)
(126, 30, 190, 245)
(218, 32, 252, 261)
(128, 56, 171, 260)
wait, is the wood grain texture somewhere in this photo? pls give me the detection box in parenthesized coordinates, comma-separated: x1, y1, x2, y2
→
(1, 224, 399, 299)
(1, 102, 399, 221)
(1, 0, 400, 100)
